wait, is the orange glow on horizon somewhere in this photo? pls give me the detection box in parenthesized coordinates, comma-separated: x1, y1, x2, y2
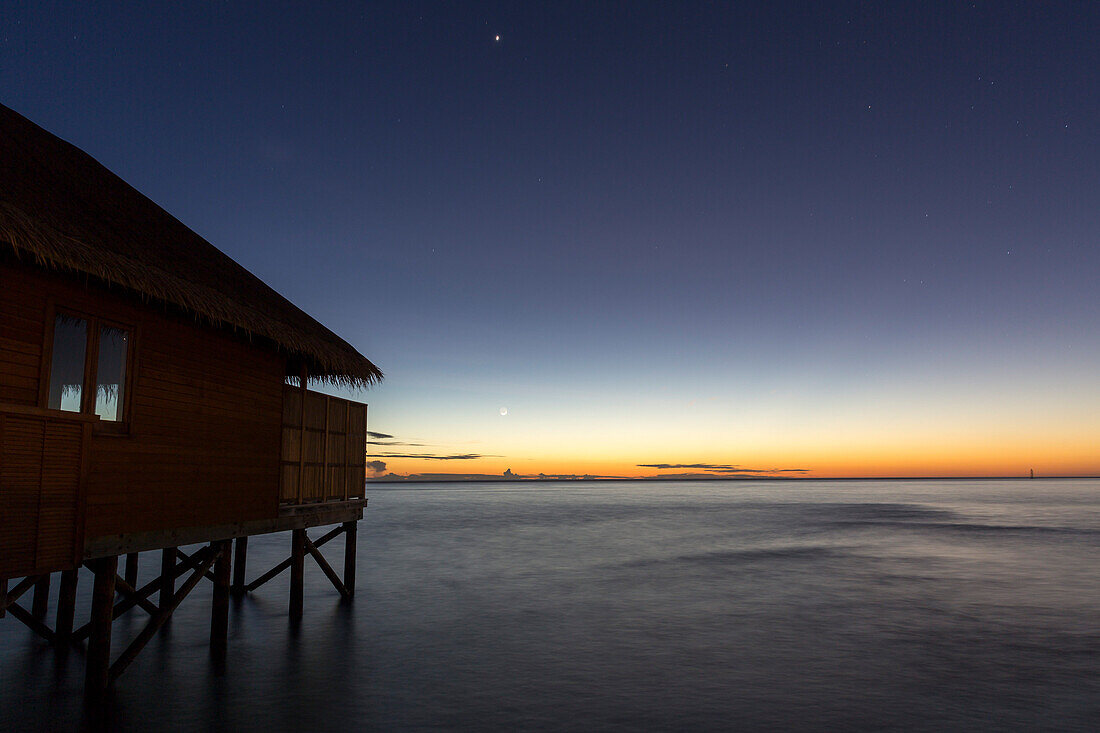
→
(377, 444, 1100, 480)
(368, 397, 1100, 481)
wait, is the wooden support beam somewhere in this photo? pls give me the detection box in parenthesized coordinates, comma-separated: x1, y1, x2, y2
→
(124, 553, 139, 589)
(113, 575, 159, 616)
(242, 524, 343, 592)
(322, 395, 331, 499)
(232, 536, 248, 593)
(4, 576, 39, 609)
(243, 556, 293, 593)
(85, 501, 365, 558)
(297, 365, 308, 505)
(343, 521, 357, 598)
(73, 547, 207, 643)
(311, 523, 346, 549)
(160, 548, 176, 611)
(109, 547, 218, 683)
(176, 548, 217, 582)
(290, 528, 305, 622)
(6, 602, 56, 643)
(342, 400, 351, 501)
(210, 541, 231, 662)
(56, 569, 79, 643)
(85, 556, 118, 698)
(32, 574, 50, 619)
(0, 578, 6, 617)
(304, 535, 348, 599)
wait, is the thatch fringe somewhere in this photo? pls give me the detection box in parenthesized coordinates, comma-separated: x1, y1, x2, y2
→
(0, 202, 381, 389)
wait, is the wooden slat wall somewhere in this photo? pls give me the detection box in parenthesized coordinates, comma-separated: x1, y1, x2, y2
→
(0, 409, 88, 578)
(0, 261, 45, 406)
(280, 388, 367, 504)
(1, 260, 286, 545)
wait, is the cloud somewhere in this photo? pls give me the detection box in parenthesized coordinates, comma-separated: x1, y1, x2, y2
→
(365, 429, 424, 444)
(365, 429, 428, 447)
(638, 463, 810, 475)
(366, 460, 387, 476)
(377, 472, 520, 481)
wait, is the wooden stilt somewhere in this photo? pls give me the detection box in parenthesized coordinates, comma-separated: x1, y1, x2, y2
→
(56, 569, 79, 642)
(343, 521, 357, 598)
(32, 574, 50, 619)
(160, 547, 176, 611)
(232, 536, 248, 593)
(124, 552, 139, 589)
(0, 577, 7, 618)
(290, 528, 305, 622)
(85, 556, 118, 697)
(210, 541, 231, 661)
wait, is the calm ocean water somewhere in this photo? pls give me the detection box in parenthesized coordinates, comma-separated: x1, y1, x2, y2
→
(3, 479, 1100, 731)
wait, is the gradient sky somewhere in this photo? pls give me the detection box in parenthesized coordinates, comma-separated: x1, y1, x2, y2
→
(4, 2, 1098, 478)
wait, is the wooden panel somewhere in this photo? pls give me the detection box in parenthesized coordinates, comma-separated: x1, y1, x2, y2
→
(302, 391, 327, 430)
(279, 387, 368, 504)
(327, 399, 347, 432)
(0, 411, 87, 578)
(0, 415, 41, 577)
(0, 264, 44, 406)
(37, 421, 83, 568)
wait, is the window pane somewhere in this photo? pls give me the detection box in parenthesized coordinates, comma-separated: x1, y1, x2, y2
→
(48, 314, 88, 412)
(95, 325, 129, 421)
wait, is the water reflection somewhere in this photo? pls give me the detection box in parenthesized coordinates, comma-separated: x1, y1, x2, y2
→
(2, 480, 1099, 731)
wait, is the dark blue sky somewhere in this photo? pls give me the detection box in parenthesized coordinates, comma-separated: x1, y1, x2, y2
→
(5, 2, 1098, 476)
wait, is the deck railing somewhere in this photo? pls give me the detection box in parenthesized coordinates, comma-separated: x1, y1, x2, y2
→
(279, 387, 367, 506)
(0, 405, 93, 578)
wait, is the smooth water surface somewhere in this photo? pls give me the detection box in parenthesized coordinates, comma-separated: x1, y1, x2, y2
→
(3, 479, 1099, 730)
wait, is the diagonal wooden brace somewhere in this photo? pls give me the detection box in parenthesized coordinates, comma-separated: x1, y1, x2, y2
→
(108, 543, 222, 683)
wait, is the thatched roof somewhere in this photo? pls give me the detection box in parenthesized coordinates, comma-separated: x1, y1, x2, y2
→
(0, 103, 381, 388)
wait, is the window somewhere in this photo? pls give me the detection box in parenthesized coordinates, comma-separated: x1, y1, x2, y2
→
(46, 312, 132, 425)
(95, 325, 128, 421)
(47, 315, 87, 412)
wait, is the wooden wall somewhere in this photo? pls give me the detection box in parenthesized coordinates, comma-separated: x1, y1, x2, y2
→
(280, 388, 368, 504)
(0, 260, 43, 405)
(0, 259, 285, 551)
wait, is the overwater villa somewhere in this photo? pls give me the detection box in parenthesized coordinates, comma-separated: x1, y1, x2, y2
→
(0, 103, 381, 697)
